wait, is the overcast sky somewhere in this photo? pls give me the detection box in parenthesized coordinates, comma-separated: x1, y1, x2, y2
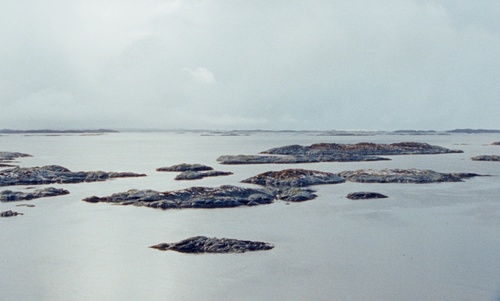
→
(1, 0, 499, 130)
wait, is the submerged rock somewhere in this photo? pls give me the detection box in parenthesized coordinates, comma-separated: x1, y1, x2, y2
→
(471, 155, 500, 161)
(218, 142, 462, 165)
(0, 210, 23, 217)
(1, 187, 70, 202)
(338, 169, 480, 183)
(82, 185, 276, 209)
(0, 165, 146, 186)
(150, 236, 274, 253)
(156, 163, 214, 172)
(346, 192, 388, 200)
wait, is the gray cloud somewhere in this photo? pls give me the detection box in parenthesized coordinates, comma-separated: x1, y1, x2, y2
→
(1, 0, 499, 130)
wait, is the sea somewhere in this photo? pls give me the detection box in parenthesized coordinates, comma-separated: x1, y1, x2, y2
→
(1, 131, 499, 301)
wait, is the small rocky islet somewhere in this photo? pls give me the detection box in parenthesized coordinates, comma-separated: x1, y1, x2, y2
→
(0, 210, 24, 217)
(0, 165, 146, 186)
(150, 236, 274, 253)
(157, 163, 233, 180)
(347, 192, 388, 200)
(338, 169, 480, 183)
(217, 142, 462, 164)
(1, 187, 69, 202)
(471, 155, 500, 162)
(0, 151, 32, 167)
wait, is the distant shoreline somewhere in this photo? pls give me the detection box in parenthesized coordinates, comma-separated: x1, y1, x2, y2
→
(1, 128, 499, 135)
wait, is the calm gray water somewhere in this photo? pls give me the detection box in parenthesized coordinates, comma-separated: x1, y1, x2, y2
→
(1, 132, 499, 301)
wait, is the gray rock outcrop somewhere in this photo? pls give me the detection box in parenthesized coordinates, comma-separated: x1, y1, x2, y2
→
(157, 163, 232, 180)
(150, 236, 274, 253)
(471, 155, 500, 161)
(218, 142, 462, 165)
(346, 192, 388, 200)
(0, 165, 146, 186)
(83, 185, 276, 209)
(242, 169, 345, 202)
(0, 152, 31, 167)
(174, 170, 233, 180)
(338, 169, 480, 183)
(1, 210, 23, 217)
(242, 169, 345, 187)
(1, 187, 70, 202)
(156, 163, 214, 172)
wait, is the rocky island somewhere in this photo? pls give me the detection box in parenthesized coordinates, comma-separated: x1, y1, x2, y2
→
(150, 236, 274, 253)
(218, 142, 462, 164)
(1, 187, 69, 202)
(83, 185, 276, 209)
(471, 155, 500, 162)
(157, 163, 233, 180)
(0, 210, 24, 217)
(0, 165, 146, 186)
(241, 169, 346, 202)
(346, 192, 388, 200)
(0, 151, 32, 167)
(338, 169, 480, 183)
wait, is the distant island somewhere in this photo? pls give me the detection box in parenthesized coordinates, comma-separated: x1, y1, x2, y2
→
(445, 129, 500, 134)
(0, 129, 118, 134)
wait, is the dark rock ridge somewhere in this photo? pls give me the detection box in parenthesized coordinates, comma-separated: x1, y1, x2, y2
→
(1, 187, 70, 202)
(83, 185, 276, 209)
(156, 163, 214, 172)
(1, 210, 23, 217)
(174, 170, 233, 180)
(242, 169, 345, 202)
(0, 165, 146, 186)
(338, 169, 480, 183)
(218, 142, 461, 165)
(150, 236, 274, 253)
(471, 155, 500, 162)
(347, 192, 388, 200)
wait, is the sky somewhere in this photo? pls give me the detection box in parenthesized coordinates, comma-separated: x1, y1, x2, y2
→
(1, 0, 499, 131)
